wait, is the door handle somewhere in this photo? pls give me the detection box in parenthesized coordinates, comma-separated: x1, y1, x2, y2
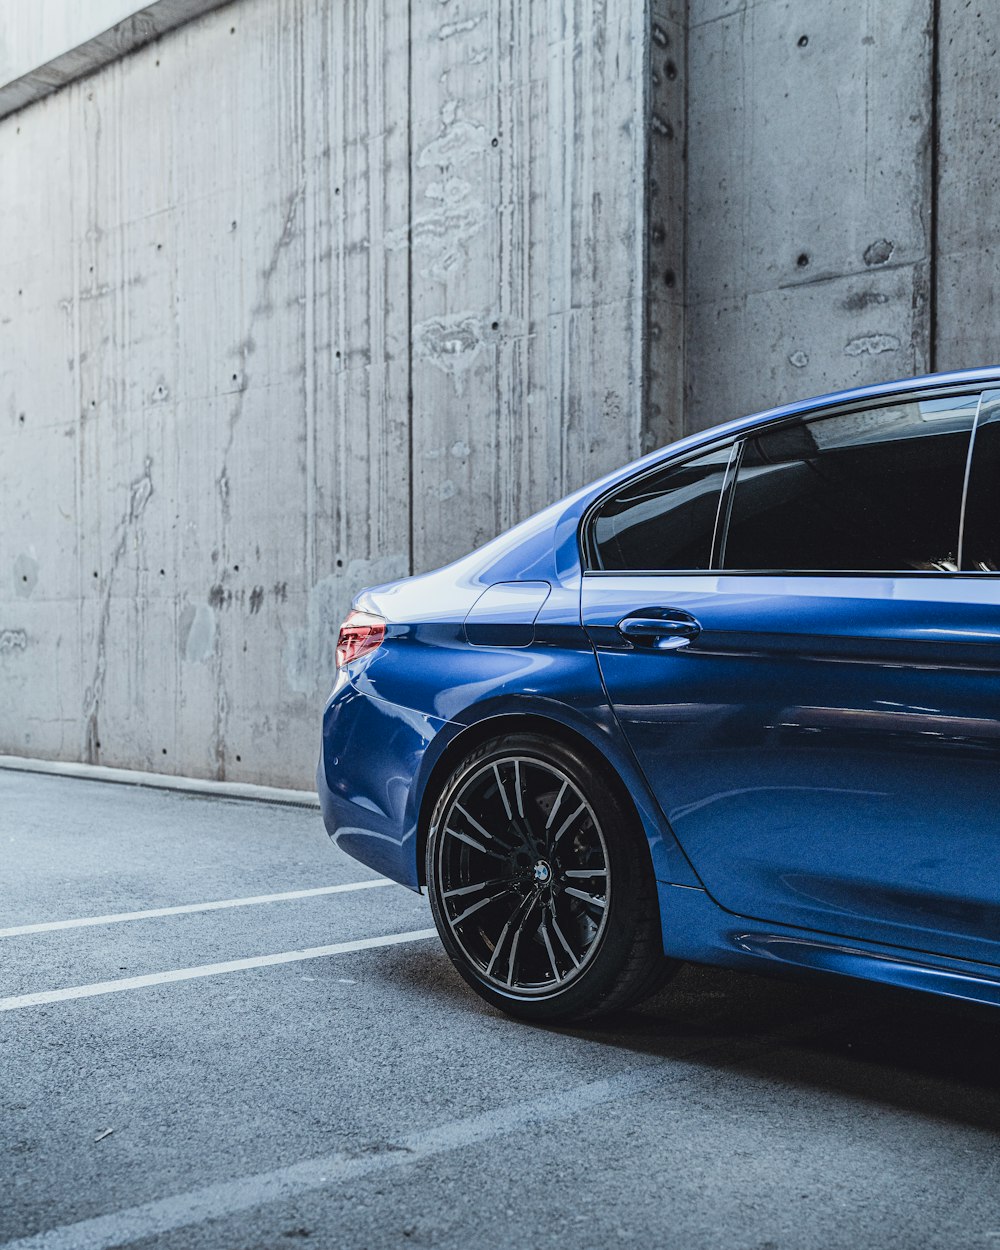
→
(617, 610, 702, 651)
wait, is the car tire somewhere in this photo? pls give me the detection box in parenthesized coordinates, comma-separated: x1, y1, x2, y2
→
(425, 731, 678, 1023)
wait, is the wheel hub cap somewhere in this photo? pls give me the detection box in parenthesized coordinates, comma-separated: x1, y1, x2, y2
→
(532, 860, 552, 885)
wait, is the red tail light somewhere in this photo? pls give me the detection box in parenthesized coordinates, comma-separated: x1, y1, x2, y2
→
(336, 610, 386, 669)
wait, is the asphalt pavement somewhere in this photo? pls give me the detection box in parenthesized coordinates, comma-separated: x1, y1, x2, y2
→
(3, 766, 1000, 1250)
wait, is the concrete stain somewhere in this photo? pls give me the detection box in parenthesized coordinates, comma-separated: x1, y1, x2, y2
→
(386, 115, 488, 281)
(179, 602, 216, 664)
(844, 333, 901, 356)
(439, 15, 483, 40)
(82, 456, 154, 764)
(0, 629, 27, 654)
(413, 312, 485, 391)
(863, 239, 895, 267)
(842, 289, 890, 312)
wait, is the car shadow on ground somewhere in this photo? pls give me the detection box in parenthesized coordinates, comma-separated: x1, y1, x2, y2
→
(372, 944, 1000, 1135)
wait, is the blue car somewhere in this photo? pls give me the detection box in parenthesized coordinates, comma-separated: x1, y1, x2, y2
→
(318, 368, 1000, 1022)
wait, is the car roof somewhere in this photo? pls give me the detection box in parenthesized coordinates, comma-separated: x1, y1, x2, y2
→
(621, 366, 1000, 480)
(390, 367, 1000, 596)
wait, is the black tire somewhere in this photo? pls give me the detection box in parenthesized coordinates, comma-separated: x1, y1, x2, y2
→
(425, 732, 679, 1023)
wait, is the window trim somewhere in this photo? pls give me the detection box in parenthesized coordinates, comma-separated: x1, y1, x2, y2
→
(956, 388, 1000, 570)
(579, 383, 987, 578)
(711, 438, 743, 569)
(582, 567, 996, 579)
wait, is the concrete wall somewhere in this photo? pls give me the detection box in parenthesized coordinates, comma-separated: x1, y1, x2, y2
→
(0, 0, 233, 118)
(936, 2, 1000, 372)
(0, 0, 661, 786)
(5, 0, 998, 787)
(0, 1, 148, 83)
(684, 0, 935, 430)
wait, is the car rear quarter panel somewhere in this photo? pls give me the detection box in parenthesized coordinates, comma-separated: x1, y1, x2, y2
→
(342, 578, 702, 891)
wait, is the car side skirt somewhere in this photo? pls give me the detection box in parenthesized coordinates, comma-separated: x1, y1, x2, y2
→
(661, 882, 1000, 1008)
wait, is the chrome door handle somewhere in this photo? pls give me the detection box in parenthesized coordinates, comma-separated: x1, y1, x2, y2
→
(617, 611, 702, 651)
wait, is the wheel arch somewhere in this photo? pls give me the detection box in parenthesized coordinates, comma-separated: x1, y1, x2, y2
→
(416, 711, 664, 890)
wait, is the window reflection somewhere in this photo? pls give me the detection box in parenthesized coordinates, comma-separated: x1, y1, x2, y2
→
(722, 396, 980, 573)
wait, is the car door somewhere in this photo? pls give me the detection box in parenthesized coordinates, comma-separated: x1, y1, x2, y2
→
(582, 389, 1000, 966)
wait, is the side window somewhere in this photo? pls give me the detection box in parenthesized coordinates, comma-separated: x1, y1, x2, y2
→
(590, 443, 733, 571)
(721, 396, 980, 573)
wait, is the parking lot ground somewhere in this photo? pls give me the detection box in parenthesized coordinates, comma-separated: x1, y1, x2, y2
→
(3, 767, 1000, 1250)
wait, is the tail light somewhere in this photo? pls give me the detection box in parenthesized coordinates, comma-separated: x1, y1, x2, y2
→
(335, 610, 386, 669)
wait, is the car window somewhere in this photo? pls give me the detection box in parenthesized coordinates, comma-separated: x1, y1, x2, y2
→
(590, 443, 733, 571)
(721, 395, 980, 573)
(959, 391, 1000, 572)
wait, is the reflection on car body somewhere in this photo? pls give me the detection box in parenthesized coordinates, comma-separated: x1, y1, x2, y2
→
(318, 369, 1000, 1022)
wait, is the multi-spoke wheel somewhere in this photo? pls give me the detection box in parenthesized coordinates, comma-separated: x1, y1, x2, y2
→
(426, 732, 677, 1022)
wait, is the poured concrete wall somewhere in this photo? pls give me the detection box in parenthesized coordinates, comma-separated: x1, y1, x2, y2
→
(685, 0, 934, 430)
(936, 2, 1000, 372)
(0, 0, 233, 117)
(4, 0, 997, 788)
(406, 0, 658, 568)
(0, 0, 663, 786)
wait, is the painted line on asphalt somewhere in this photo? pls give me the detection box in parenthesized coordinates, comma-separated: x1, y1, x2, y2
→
(0, 1064, 669, 1250)
(0, 929, 438, 1012)
(0, 880, 395, 939)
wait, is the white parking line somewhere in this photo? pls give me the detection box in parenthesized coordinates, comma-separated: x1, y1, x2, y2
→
(0, 1064, 666, 1250)
(0, 928, 438, 1012)
(0, 879, 394, 938)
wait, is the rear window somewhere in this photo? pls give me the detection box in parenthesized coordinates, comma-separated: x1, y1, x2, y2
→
(590, 444, 732, 571)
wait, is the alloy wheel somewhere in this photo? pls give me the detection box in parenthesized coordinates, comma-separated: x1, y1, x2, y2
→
(432, 755, 611, 996)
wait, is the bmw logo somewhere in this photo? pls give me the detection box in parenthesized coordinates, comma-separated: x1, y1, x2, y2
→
(533, 861, 552, 884)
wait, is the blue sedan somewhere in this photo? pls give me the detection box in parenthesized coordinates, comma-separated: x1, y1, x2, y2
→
(318, 368, 1000, 1021)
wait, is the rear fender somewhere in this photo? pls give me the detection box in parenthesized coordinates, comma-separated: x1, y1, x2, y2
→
(405, 688, 703, 893)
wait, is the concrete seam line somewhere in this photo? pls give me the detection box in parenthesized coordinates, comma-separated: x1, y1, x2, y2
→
(0, 756, 320, 808)
(0, 929, 438, 1012)
(0, 880, 395, 938)
(0, 1065, 666, 1250)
